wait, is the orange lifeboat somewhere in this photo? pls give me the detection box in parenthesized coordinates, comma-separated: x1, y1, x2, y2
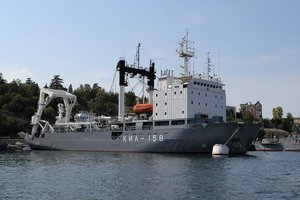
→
(133, 103, 153, 114)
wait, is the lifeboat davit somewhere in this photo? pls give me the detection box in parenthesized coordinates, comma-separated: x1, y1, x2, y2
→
(133, 103, 153, 114)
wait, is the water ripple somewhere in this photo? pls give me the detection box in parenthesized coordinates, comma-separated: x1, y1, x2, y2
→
(1, 151, 300, 199)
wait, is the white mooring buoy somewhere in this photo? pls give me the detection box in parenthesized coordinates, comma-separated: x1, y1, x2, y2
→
(212, 144, 229, 155)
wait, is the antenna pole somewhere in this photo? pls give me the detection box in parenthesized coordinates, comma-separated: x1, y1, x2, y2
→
(177, 31, 194, 77)
(135, 43, 141, 68)
(206, 52, 211, 80)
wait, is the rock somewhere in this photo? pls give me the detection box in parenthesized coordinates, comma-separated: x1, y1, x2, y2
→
(0, 140, 8, 151)
(17, 131, 27, 139)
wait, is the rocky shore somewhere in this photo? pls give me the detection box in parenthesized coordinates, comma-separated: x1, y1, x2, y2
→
(0, 139, 30, 151)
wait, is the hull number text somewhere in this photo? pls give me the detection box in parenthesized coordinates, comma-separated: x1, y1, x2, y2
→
(122, 134, 164, 142)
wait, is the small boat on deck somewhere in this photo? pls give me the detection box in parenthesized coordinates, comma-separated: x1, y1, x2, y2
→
(133, 103, 153, 114)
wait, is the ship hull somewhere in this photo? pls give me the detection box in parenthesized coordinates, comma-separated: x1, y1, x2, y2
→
(254, 142, 284, 151)
(27, 122, 260, 154)
(280, 137, 300, 151)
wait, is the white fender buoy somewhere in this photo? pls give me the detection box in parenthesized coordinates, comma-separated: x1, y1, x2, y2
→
(212, 144, 229, 155)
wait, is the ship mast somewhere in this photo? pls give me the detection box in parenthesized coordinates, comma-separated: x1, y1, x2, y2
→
(206, 52, 212, 81)
(177, 31, 194, 77)
(134, 43, 145, 103)
(134, 43, 141, 69)
(204, 52, 221, 83)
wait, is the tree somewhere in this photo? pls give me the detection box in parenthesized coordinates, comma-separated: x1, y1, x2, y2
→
(272, 106, 283, 121)
(22, 81, 39, 97)
(242, 111, 254, 122)
(73, 84, 92, 111)
(0, 77, 40, 138)
(125, 91, 136, 108)
(49, 75, 65, 90)
(262, 118, 274, 128)
(20, 80, 40, 118)
(68, 84, 73, 93)
(282, 112, 294, 133)
(272, 106, 283, 128)
(227, 109, 236, 123)
(91, 83, 100, 98)
(0, 73, 7, 84)
(25, 78, 33, 84)
(93, 88, 118, 116)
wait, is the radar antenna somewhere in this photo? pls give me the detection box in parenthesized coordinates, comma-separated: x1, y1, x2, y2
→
(177, 30, 195, 77)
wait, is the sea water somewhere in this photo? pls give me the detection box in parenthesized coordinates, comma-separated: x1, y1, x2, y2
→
(1, 151, 300, 200)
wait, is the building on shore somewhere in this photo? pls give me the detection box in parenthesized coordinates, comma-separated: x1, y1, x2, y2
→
(239, 101, 262, 121)
(294, 117, 300, 133)
(294, 117, 300, 125)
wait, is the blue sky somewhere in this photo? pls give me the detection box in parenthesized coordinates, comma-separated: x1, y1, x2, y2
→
(0, 0, 299, 118)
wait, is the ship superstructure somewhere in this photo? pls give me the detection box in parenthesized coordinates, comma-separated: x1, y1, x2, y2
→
(153, 33, 225, 121)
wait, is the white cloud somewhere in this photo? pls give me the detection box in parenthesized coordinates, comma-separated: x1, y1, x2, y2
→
(3, 68, 33, 82)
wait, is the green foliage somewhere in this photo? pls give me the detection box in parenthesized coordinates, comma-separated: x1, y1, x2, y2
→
(0, 76, 40, 138)
(272, 106, 283, 127)
(90, 88, 118, 116)
(272, 106, 283, 120)
(242, 111, 254, 122)
(262, 118, 274, 128)
(43, 106, 57, 124)
(282, 112, 294, 133)
(125, 91, 136, 109)
(73, 84, 94, 111)
(68, 84, 73, 93)
(227, 109, 236, 123)
(262, 110, 295, 134)
(73, 84, 122, 116)
(0, 113, 18, 137)
(0, 73, 6, 84)
(49, 75, 66, 90)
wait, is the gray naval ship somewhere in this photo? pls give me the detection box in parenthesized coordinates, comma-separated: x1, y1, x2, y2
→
(254, 134, 300, 151)
(27, 33, 260, 154)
